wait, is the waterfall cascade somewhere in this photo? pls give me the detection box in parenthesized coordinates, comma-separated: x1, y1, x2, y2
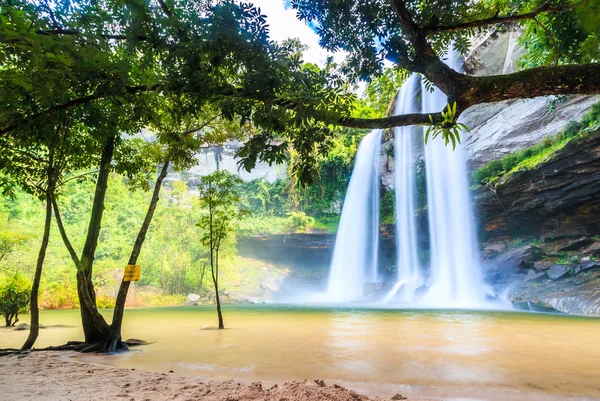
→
(384, 74, 423, 303)
(325, 129, 382, 303)
(324, 49, 494, 308)
(418, 51, 488, 307)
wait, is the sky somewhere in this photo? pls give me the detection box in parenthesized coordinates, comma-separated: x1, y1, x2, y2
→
(248, 0, 338, 66)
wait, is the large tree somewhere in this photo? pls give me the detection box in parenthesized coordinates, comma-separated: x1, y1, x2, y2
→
(2, 1, 599, 145)
(290, 0, 600, 129)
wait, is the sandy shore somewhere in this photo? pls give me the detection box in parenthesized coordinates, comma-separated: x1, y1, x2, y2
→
(0, 352, 426, 401)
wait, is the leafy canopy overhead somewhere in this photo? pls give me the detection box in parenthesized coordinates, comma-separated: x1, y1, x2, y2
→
(0, 0, 360, 183)
(2, 0, 600, 184)
(292, 0, 599, 77)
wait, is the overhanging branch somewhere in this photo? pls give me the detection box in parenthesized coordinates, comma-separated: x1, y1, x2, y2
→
(423, 1, 581, 35)
(339, 112, 442, 129)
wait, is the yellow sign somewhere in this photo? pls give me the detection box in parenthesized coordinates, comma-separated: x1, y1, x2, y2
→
(123, 265, 141, 282)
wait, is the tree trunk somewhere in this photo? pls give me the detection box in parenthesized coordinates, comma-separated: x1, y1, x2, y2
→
(213, 277, 224, 329)
(107, 160, 170, 353)
(77, 135, 116, 343)
(21, 191, 52, 349)
(21, 146, 55, 351)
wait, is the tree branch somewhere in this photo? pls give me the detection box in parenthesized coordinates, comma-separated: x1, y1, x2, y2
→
(423, 1, 581, 35)
(156, 0, 174, 19)
(52, 197, 82, 269)
(36, 28, 147, 41)
(339, 112, 442, 129)
(0, 85, 153, 137)
(464, 63, 600, 106)
(388, 0, 464, 97)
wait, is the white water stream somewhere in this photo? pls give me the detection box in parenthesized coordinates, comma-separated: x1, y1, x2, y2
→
(325, 129, 382, 302)
(418, 50, 488, 307)
(325, 49, 494, 308)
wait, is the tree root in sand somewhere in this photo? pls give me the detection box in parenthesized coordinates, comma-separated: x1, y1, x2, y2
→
(0, 338, 147, 357)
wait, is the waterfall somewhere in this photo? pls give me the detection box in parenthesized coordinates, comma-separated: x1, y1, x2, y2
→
(325, 129, 382, 302)
(384, 74, 423, 303)
(419, 50, 487, 307)
(321, 48, 495, 308)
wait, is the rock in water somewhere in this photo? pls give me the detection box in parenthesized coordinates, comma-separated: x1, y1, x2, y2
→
(186, 293, 201, 303)
(14, 323, 30, 331)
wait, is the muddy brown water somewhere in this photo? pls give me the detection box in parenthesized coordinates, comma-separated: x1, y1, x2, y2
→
(2, 305, 599, 401)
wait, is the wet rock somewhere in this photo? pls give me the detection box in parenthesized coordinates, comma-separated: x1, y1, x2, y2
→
(548, 265, 571, 280)
(363, 282, 390, 299)
(553, 237, 595, 252)
(484, 245, 544, 282)
(582, 241, 600, 258)
(513, 301, 561, 313)
(481, 240, 507, 258)
(524, 269, 546, 282)
(573, 261, 600, 274)
(533, 259, 555, 271)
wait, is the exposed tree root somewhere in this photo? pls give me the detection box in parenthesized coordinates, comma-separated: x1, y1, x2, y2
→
(0, 339, 146, 357)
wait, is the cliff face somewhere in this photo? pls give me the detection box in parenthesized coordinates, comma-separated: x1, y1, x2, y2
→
(462, 28, 599, 169)
(473, 131, 600, 316)
(474, 130, 600, 238)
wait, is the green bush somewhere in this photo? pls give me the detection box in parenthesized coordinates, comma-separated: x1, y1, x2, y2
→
(0, 273, 31, 326)
(287, 211, 315, 233)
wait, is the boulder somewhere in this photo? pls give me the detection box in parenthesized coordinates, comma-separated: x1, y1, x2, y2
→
(533, 259, 555, 271)
(547, 265, 571, 280)
(524, 269, 546, 282)
(481, 240, 507, 258)
(186, 293, 201, 303)
(574, 261, 600, 274)
(582, 241, 600, 258)
(491, 244, 544, 270)
(14, 323, 29, 331)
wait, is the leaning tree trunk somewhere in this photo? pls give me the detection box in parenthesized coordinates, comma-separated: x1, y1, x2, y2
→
(107, 160, 170, 353)
(77, 136, 116, 343)
(21, 148, 55, 351)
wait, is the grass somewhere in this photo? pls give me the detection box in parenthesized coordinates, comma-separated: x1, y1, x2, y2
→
(312, 216, 339, 233)
(472, 102, 600, 187)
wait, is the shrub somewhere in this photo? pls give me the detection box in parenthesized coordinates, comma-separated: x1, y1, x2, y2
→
(287, 211, 315, 233)
(0, 273, 31, 326)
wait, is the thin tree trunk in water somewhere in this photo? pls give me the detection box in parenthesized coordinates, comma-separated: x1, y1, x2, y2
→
(214, 243, 223, 329)
(77, 136, 116, 343)
(213, 277, 224, 329)
(21, 147, 55, 350)
(107, 160, 170, 352)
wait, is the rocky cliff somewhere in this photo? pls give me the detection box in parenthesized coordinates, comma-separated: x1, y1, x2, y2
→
(473, 130, 600, 316)
(384, 28, 600, 316)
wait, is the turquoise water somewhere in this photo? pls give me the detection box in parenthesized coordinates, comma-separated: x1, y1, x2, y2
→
(2, 305, 600, 400)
